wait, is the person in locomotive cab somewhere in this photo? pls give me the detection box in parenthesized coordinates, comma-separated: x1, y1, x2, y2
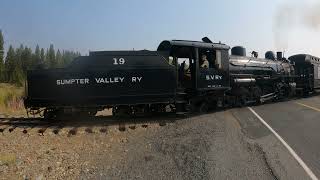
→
(200, 54, 209, 68)
(168, 56, 174, 65)
(178, 60, 191, 81)
(182, 60, 191, 79)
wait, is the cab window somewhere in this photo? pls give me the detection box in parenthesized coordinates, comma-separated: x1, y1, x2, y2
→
(199, 49, 222, 70)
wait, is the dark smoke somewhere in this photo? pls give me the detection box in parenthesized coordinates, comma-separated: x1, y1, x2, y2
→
(274, 2, 320, 50)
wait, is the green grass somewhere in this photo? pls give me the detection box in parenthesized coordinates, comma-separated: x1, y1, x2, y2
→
(0, 83, 26, 115)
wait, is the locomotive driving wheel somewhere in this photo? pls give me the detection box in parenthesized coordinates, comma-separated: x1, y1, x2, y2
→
(238, 95, 248, 107)
(236, 87, 250, 107)
(199, 102, 209, 114)
(252, 86, 262, 104)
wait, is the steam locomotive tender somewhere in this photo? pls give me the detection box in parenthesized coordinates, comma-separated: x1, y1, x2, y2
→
(24, 38, 317, 118)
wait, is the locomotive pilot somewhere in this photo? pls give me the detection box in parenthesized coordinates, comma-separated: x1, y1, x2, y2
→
(201, 54, 209, 68)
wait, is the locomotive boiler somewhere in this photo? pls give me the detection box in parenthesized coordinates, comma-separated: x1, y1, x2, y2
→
(227, 46, 296, 105)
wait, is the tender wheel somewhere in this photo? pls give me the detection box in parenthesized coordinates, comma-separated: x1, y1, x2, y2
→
(112, 106, 130, 117)
(88, 110, 97, 116)
(79, 109, 97, 117)
(43, 109, 58, 120)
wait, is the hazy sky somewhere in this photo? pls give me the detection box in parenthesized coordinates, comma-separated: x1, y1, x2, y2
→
(1, 0, 320, 57)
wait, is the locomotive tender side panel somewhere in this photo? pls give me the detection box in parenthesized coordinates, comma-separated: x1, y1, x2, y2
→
(25, 51, 177, 108)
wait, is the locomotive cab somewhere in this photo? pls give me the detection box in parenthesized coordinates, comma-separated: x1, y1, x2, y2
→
(157, 39, 230, 92)
(158, 39, 230, 113)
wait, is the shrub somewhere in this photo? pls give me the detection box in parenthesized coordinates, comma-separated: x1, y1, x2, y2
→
(0, 83, 25, 114)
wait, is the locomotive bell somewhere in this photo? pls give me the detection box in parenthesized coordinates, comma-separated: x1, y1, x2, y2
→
(265, 51, 276, 60)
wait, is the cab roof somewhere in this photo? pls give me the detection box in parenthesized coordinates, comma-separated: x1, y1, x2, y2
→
(157, 39, 230, 52)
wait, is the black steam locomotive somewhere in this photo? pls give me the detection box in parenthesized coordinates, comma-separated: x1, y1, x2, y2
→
(24, 37, 320, 118)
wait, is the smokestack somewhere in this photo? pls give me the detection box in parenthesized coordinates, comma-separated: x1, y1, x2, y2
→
(276, 52, 283, 60)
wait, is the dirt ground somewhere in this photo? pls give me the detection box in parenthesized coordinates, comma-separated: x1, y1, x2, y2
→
(0, 109, 301, 179)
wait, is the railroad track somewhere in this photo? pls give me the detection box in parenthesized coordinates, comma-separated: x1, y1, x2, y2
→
(0, 115, 179, 136)
(4, 91, 316, 136)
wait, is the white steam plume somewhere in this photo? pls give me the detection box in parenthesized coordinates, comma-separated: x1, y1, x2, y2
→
(274, 2, 320, 51)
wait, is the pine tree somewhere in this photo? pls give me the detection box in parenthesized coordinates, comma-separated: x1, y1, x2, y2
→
(12, 45, 25, 85)
(56, 49, 62, 68)
(15, 45, 23, 69)
(21, 47, 32, 74)
(12, 65, 24, 86)
(0, 30, 4, 82)
(15, 44, 24, 66)
(5, 46, 15, 82)
(2, 42, 81, 83)
(45, 48, 49, 66)
(48, 44, 56, 68)
(40, 48, 45, 62)
(33, 45, 41, 66)
(62, 50, 80, 67)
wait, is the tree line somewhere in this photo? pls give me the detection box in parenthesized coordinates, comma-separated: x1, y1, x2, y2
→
(0, 30, 81, 86)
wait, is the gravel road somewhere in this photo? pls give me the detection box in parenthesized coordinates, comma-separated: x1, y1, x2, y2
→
(0, 109, 303, 179)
